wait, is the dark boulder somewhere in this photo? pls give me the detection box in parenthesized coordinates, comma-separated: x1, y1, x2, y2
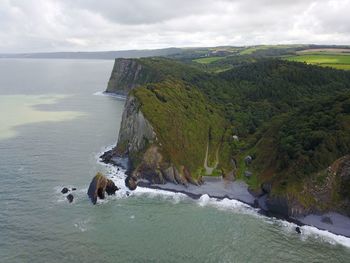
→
(295, 227, 301, 234)
(87, 172, 119, 204)
(61, 187, 69, 194)
(105, 180, 119, 195)
(125, 175, 137, 190)
(67, 194, 74, 203)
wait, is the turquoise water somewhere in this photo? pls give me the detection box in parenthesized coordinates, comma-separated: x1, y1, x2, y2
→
(0, 59, 349, 262)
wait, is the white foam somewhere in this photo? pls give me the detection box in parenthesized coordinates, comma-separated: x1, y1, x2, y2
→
(300, 225, 350, 248)
(264, 216, 350, 248)
(74, 219, 90, 232)
(95, 147, 350, 249)
(93, 91, 126, 100)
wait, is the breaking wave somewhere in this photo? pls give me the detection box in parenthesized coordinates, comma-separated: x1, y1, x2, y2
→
(96, 146, 350, 249)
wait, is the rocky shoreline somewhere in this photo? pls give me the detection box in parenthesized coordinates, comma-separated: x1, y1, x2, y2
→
(101, 150, 350, 238)
(139, 177, 350, 238)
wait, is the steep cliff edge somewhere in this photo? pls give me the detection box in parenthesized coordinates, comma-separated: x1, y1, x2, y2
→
(102, 79, 234, 187)
(105, 57, 204, 95)
(102, 57, 350, 222)
(106, 58, 161, 95)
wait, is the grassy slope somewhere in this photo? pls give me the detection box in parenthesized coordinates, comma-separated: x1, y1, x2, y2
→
(117, 55, 350, 210)
(132, 79, 232, 178)
(285, 54, 350, 70)
(193, 57, 225, 64)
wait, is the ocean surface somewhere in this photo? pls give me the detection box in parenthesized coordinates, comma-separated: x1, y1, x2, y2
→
(0, 59, 349, 263)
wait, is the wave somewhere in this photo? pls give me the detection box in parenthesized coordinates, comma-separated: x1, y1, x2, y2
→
(95, 146, 350, 249)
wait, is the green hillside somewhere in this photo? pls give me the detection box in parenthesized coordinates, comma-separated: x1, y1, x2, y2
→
(285, 53, 350, 70)
(111, 55, 350, 214)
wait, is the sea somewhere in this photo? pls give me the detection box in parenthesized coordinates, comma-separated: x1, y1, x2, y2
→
(0, 59, 349, 262)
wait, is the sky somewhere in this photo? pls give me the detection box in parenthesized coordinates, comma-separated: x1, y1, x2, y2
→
(0, 0, 349, 53)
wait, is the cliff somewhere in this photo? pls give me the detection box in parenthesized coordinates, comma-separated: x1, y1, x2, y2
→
(103, 57, 350, 219)
(105, 57, 204, 95)
(106, 58, 161, 95)
(102, 78, 234, 187)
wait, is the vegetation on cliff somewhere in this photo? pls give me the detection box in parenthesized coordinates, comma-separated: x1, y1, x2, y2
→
(108, 51, 350, 214)
(131, 79, 232, 178)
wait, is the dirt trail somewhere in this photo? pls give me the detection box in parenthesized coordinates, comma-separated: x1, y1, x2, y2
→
(204, 141, 219, 175)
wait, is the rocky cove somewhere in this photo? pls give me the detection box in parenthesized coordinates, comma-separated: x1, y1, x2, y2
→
(101, 148, 350, 237)
(2, 58, 350, 263)
(99, 57, 350, 238)
(99, 97, 350, 238)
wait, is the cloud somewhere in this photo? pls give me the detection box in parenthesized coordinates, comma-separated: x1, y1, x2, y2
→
(0, 0, 349, 52)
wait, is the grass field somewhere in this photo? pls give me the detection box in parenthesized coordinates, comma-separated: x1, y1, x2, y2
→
(239, 44, 305, 55)
(285, 54, 350, 70)
(193, 56, 225, 64)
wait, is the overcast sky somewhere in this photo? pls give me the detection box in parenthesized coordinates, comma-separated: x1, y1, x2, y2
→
(0, 0, 349, 53)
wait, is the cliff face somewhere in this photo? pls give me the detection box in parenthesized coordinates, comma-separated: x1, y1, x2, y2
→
(106, 58, 160, 95)
(101, 91, 190, 186)
(102, 57, 350, 221)
(102, 78, 233, 187)
(116, 95, 156, 155)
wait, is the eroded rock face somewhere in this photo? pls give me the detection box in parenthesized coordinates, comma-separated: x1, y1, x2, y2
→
(331, 155, 350, 216)
(117, 95, 156, 156)
(101, 93, 199, 188)
(101, 95, 188, 188)
(106, 58, 160, 95)
(106, 59, 144, 95)
(87, 173, 119, 204)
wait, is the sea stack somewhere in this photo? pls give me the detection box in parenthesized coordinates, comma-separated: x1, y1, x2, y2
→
(87, 172, 119, 204)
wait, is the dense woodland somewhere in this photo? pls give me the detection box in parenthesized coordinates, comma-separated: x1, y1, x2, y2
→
(129, 55, 350, 209)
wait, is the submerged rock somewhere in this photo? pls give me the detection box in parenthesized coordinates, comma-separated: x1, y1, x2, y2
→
(295, 227, 301, 234)
(87, 172, 119, 204)
(67, 194, 74, 203)
(71, 187, 77, 191)
(61, 187, 69, 194)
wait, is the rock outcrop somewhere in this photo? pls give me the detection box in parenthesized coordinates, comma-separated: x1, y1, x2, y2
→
(329, 155, 350, 216)
(261, 155, 350, 218)
(67, 194, 74, 203)
(106, 58, 160, 95)
(61, 187, 69, 194)
(117, 95, 156, 155)
(101, 57, 350, 226)
(87, 172, 119, 204)
(101, 92, 192, 190)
